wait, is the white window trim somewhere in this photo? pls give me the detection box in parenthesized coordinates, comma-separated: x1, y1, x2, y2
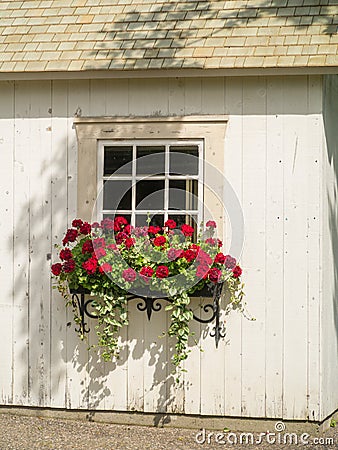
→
(73, 115, 228, 233)
(97, 139, 204, 226)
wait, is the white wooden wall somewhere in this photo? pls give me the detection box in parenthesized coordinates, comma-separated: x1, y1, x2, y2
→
(0, 75, 332, 421)
(321, 75, 338, 421)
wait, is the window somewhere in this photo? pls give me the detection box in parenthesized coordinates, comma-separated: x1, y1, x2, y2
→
(74, 116, 228, 236)
(97, 140, 203, 230)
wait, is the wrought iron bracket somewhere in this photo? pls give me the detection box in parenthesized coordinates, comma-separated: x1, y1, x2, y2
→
(70, 283, 225, 348)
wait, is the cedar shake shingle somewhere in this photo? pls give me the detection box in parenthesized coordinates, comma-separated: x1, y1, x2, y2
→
(0, 0, 337, 72)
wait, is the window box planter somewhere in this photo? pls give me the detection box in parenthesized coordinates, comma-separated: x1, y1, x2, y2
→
(70, 281, 225, 348)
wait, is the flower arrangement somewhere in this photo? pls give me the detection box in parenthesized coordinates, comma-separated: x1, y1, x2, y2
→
(52, 216, 245, 371)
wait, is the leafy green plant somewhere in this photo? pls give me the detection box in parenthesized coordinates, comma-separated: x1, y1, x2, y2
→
(52, 217, 245, 372)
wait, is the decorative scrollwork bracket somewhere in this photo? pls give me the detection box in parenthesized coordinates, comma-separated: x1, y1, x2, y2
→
(70, 283, 225, 348)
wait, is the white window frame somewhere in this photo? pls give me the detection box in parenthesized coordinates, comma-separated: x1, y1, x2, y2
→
(97, 139, 204, 226)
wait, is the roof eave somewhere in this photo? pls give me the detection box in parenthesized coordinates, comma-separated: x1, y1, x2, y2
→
(0, 66, 337, 81)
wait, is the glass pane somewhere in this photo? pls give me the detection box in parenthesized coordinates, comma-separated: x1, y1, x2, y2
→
(136, 180, 164, 210)
(103, 180, 132, 210)
(169, 145, 199, 175)
(104, 146, 133, 175)
(136, 146, 165, 175)
(169, 214, 198, 228)
(103, 213, 131, 224)
(135, 214, 164, 227)
(169, 179, 198, 210)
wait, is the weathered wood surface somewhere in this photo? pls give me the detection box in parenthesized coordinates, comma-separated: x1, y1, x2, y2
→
(0, 75, 333, 421)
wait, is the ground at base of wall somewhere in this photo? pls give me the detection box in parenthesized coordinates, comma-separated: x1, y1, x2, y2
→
(0, 410, 337, 450)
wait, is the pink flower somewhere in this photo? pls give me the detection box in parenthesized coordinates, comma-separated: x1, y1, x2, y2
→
(95, 247, 106, 259)
(101, 218, 114, 230)
(99, 263, 112, 274)
(224, 255, 236, 269)
(167, 248, 183, 261)
(205, 237, 216, 246)
(206, 220, 217, 229)
(93, 237, 106, 249)
(196, 249, 212, 265)
(122, 268, 137, 283)
(196, 264, 209, 279)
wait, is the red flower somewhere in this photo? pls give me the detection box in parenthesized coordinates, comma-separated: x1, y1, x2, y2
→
(80, 222, 91, 235)
(153, 235, 166, 247)
(99, 262, 112, 274)
(208, 267, 222, 283)
(164, 219, 176, 229)
(51, 263, 62, 276)
(196, 249, 212, 265)
(181, 224, 194, 237)
(156, 265, 169, 278)
(206, 220, 217, 229)
(232, 265, 242, 278)
(122, 268, 137, 282)
(95, 247, 106, 259)
(63, 259, 76, 273)
(72, 219, 83, 228)
(114, 216, 128, 232)
(214, 252, 226, 264)
(91, 222, 100, 229)
(82, 240, 94, 254)
(59, 248, 73, 261)
(140, 266, 154, 279)
(183, 249, 197, 263)
(93, 237, 106, 249)
(107, 243, 118, 251)
(125, 237, 135, 249)
(116, 232, 128, 244)
(196, 264, 209, 279)
(124, 224, 132, 235)
(148, 225, 161, 234)
(217, 239, 223, 248)
(62, 228, 78, 246)
(224, 255, 236, 269)
(82, 257, 98, 275)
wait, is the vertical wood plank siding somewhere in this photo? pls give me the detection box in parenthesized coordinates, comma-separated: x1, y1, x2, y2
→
(0, 76, 328, 421)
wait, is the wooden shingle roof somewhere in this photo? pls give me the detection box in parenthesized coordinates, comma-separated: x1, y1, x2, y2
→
(0, 0, 337, 73)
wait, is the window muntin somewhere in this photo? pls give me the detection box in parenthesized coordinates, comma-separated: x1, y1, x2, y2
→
(97, 140, 204, 229)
